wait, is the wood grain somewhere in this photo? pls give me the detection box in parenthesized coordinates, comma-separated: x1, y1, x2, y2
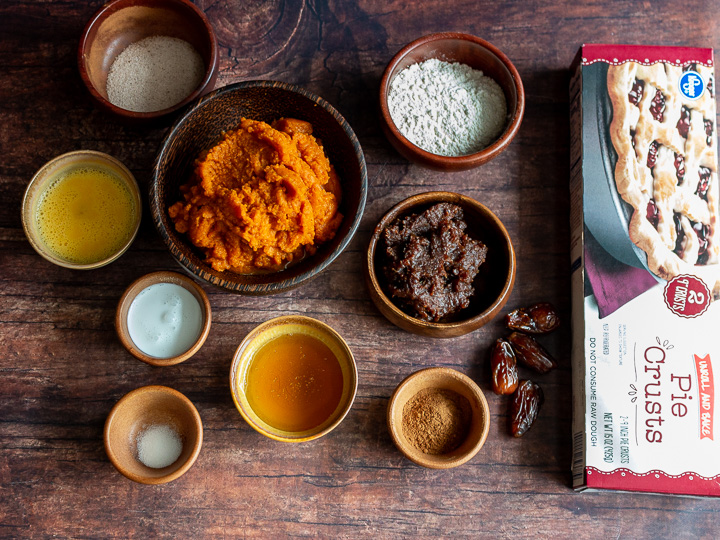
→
(1, 0, 719, 537)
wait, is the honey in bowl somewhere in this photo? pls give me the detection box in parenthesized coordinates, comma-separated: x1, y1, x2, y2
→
(245, 332, 344, 432)
(230, 316, 358, 442)
(36, 165, 137, 264)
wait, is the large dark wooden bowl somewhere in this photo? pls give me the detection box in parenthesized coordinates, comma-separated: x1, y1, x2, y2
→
(365, 191, 516, 337)
(151, 81, 368, 295)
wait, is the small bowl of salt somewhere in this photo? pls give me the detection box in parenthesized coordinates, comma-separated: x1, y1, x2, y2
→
(104, 385, 203, 484)
(379, 32, 525, 171)
(78, 0, 219, 122)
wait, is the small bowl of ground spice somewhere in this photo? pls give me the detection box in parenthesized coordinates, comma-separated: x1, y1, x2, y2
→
(387, 367, 490, 469)
(366, 191, 516, 338)
(78, 0, 218, 122)
(379, 32, 524, 171)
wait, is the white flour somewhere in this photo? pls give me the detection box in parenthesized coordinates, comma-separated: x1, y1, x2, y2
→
(388, 59, 507, 156)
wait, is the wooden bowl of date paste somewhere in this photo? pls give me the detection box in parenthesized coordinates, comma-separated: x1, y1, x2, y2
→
(78, 0, 219, 122)
(379, 32, 525, 171)
(365, 191, 516, 338)
(387, 367, 490, 469)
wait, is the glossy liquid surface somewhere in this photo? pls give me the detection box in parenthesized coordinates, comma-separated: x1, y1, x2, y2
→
(127, 283, 203, 358)
(245, 333, 344, 432)
(35, 166, 136, 264)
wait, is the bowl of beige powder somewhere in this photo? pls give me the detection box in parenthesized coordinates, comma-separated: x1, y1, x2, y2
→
(379, 32, 525, 171)
(78, 0, 218, 122)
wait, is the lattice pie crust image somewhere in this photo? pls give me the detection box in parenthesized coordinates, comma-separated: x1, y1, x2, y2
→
(607, 61, 719, 298)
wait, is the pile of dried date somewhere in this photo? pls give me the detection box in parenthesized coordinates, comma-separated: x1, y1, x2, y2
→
(490, 302, 559, 437)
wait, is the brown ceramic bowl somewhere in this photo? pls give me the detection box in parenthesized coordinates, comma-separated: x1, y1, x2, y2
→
(230, 316, 358, 443)
(21, 150, 142, 270)
(387, 367, 490, 469)
(78, 0, 218, 122)
(151, 80, 368, 294)
(104, 385, 203, 484)
(115, 271, 211, 366)
(366, 191, 515, 338)
(379, 32, 524, 171)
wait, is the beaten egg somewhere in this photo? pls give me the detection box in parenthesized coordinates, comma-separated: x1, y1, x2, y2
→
(35, 165, 137, 264)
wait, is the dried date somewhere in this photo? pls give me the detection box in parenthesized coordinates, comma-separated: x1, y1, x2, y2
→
(490, 338, 518, 395)
(510, 380, 544, 437)
(506, 302, 560, 334)
(507, 331, 558, 374)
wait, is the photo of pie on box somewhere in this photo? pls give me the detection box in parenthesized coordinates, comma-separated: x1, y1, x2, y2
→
(607, 61, 719, 298)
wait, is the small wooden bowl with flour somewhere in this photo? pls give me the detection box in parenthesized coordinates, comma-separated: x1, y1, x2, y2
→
(78, 0, 218, 122)
(379, 32, 525, 171)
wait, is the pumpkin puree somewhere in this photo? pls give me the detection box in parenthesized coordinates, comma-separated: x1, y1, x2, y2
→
(169, 117, 343, 273)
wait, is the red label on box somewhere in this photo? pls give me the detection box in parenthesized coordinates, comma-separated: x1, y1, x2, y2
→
(695, 354, 715, 440)
(663, 275, 711, 318)
(580, 44, 713, 67)
(586, 467, 720, 497)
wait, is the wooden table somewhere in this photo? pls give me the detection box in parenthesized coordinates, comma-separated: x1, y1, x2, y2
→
(2, 0, 718, 537)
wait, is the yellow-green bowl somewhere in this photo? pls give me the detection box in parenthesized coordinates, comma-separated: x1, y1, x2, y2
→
(21, 150, 141, 270)
(229, 315, 358, 442)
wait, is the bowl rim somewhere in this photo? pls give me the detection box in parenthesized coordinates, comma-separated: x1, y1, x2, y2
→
(379, 31, 525, 168)
(103, 384, 204, 484)
(386, 367, 490, 469)
(228, 315, 358, 443)
(150, 79, 368, 295)
(115, 270, 212, 366)
(77, 0, 219, 120)
(366, 191, 516, 336)
(21, 149, 142, 270)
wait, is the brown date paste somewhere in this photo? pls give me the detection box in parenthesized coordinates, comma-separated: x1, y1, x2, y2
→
(381, 202, 487, 322)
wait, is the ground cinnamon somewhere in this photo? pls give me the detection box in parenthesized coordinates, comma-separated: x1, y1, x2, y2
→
(401, 388, 472, 455)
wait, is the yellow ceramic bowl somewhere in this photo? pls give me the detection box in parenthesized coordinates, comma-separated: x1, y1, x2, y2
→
(21, 150, 141, 269)
(230, 316, 358, 442)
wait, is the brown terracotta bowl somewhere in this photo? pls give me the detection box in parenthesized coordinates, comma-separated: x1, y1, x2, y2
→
(379, 32, 524, 171)
(104, 385, 203, 484)
(78, 0, 218, 122)
(387, 367, 490, 469)
(230, 315, 358, 443)
(115, 271, 212, 366)
(150, 80, 368, 295)
(366, 191, 516, 338)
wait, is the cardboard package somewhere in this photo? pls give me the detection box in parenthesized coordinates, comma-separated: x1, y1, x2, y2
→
(570, 44, 719, 496)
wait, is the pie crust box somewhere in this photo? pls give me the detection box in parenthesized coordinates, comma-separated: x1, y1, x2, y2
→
(569, 44, 720, 496)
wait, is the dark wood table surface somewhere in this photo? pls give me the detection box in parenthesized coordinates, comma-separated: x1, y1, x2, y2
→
(2, 0, 719, 537)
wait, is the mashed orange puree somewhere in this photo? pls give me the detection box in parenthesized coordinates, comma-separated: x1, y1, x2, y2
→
(169, 117, 343, 273)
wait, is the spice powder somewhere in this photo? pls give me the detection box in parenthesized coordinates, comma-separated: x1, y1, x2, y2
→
(401, 388, 472, 455)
